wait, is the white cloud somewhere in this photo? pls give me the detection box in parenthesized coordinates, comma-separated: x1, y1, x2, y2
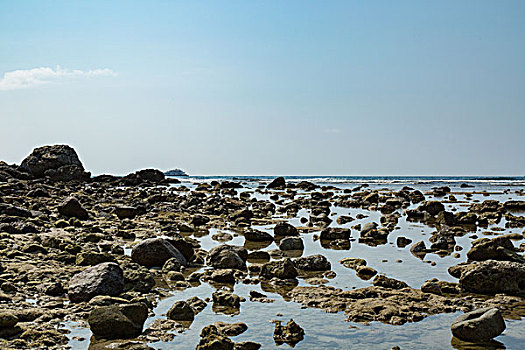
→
(324, 128, 341, 134)
(0, 66, 116, 91)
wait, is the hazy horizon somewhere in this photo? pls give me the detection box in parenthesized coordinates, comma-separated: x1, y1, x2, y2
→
(1, 1, 524, 176)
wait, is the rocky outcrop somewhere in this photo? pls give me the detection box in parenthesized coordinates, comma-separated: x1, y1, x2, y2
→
(20, 145, 90, 181)
(273, 222, 298, 237)
(58, 197, 89, 220)
(88, 302, 148, 339)
(467, 236, 524, 263)
(68, 262, 124, 302)
(267, 177, 286, 189)
(260, 259, 298, 279)
(455, 260, 525, 296)
(273, 319, 304, 346)
(451, 308, 506, 342)
(294, 254, 331, 271)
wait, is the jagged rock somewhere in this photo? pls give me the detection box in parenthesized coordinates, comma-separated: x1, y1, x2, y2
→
(451, 308, 506, 342)
(19, 144, 90, 181)
(58, 197, 89, 220)
(131, 238, 187, 268)
(68, 262, 124, 302)
(273, 319, 304, 345)
(212, 322, 248, 337)
(260, 259, 298, 279)
(196, 324, 234, 350)
(88, 303, 148, 339)
(418, 201, 445, 216)
(212, 290, 242, 309)
(294, 254, 331, 271)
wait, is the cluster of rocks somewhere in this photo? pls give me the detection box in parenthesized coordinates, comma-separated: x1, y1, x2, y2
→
(0, 144, 524, 348)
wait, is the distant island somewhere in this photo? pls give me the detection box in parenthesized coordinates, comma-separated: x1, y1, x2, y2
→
(164, 168, 188, 177)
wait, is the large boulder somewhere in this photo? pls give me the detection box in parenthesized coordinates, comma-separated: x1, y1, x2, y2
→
(417, 201, 445, 216)
(167, 301, 195, 321)
(206, 245, 247, 270)
(244, 229, 273, 242)
(457, 260, 525, 296)
(88, 302, 148, 339)
(122, 169, 165, 185)
(294, 254, 331, 271)
(68, 262, 124, 302)
(451, 308, 506, 342)
(131, 238, 187, 268)
(19, 145, 90, 181)
(267, 177, 286, 189)
(58, 197, 89, 220)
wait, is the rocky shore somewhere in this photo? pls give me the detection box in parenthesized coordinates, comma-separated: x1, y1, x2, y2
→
(0, 145, 524, 349)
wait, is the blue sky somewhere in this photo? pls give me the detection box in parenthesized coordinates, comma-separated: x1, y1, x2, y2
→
(1, 1, 524, 175)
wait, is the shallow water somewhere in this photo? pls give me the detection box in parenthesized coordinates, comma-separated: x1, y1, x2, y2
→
(67, 177, 525, 349)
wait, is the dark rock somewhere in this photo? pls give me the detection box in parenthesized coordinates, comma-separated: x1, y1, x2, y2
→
(206, 245, 247, 270)
(451, 308, 506, 342)
(279, 237, 304, 251)
(274, 222, 299, 237)
(458, 260, 525, 296)
(267, 177, 286, 189)
(88, 302, 148, 339)
(396, 236, 412, 248)
(418, 201, 445, 216)
(0, 203, 33, 218)
(373, 275, 409, 289)
(260, 259, 298, 279)
(467, 236, 524, 263)
(68, 262, 124, 303)
(320, 227, 350, 240)
(212, 290, 242, 308)
(131, 238, 187, 268)
(244, 229, 273, 242)
(191, 214, 210, 226)
(114, 206, 146, 219)
(167, 301, 194, 321)
(273, 319, 304, 345)
(58, 197, 89, 220)
(196, 324, 235, 350)
(294, 254, 331, 271)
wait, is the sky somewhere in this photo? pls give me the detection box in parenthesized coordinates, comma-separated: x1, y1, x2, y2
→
(0, 1, 524, 176)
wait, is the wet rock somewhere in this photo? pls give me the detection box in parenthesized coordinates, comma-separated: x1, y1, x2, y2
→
(244, 229, 273, 242)
(210, 269, 236, 283)
(273, 222, 298, 237)
(396, 236, 412, 248)
(20, 144, 90, 181)
(212, 290, 242, 309)
(421, 281, 442, 295)
(267, 177, 286, 189)
(451, 308, 506, 342)
(191, 214, 210, 226)
(196, 324, 234, 350)
(260, 259, 298, 279)
(166, 301, 194, 321)
(131, 238, 187, 268)
(410, 241, 426, 255)
(294, 254, 331, 271)
(76, 252, 115, 266)
(68, 262, 124, 302)
(373, 275, 409, 290)
(114, 205, 145, 219)
(504, 200, 525, 211)
(470, 200, 503, 213)
(356, 266, 377, 280)
(339, 258, 367, 269)
(279, 237, 304, 250)
(234, 341, 261, 350)
(88, 302, 148, 339)
(0, 310, 18, 328)
(162, 258, 181, 273)
(467, 236, 524, 263)
(273, 319, 304, 345)
(206, 245, 247, 270)
(457, 260, 525, 296)
(320, 227, 350, 240)
(212, 322, 248, 336)
(418, 201, 445, 216)
(58, 197, 89, 220)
